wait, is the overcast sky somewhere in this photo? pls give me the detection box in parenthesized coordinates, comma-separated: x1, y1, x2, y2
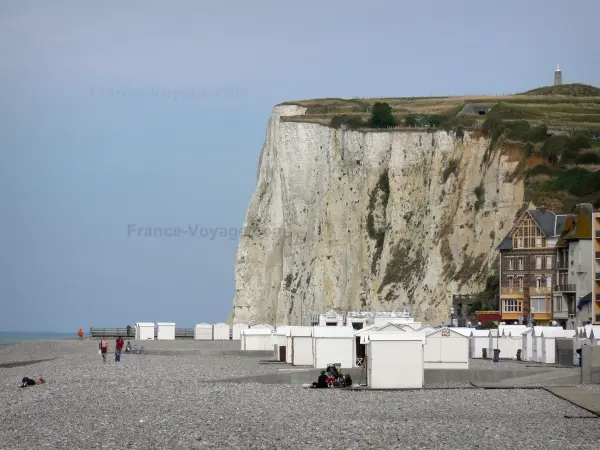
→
(1, 0, 598, 332)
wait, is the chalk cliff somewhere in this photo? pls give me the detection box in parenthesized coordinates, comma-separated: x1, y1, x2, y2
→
(231, 105, 524, 325)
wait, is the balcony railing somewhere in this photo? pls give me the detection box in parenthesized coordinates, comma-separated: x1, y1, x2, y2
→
(553, 284, 576, 293)
(557, 261, 569, 269)
(530, 286, 552, 295)
(502, 286, 524, 295)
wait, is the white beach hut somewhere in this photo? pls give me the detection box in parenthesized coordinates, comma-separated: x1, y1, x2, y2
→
(241, 328, 274, 351)
(540, 328, 576, 364)
(493, 329, 522, 360)
(156, 322, 176, 340)
(365, 333, 427, 389)
(423, 327, 469, 369)
(194, 323, 213, 340)
(250, 324, 274, 330)
(232, 323, 249, 340)
(312, 326, 354, 370)
(288, 326, 313, 366)
(274, 326, 290, 361)
(413, 326, 437, 336)
(470, 329, 491, 358)
(135, 322, 155, 340)
(499, 324, 528, 339)
(213, 323, 231, 340)
(521, 327, 544, 362)
(583, 325, 600, 346)
(373, 317, 421, 329)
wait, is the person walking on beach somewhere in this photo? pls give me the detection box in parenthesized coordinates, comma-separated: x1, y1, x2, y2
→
(77, 329, 83, 340)
(115, 336, 124, 362)
(99, 338, 109, 363)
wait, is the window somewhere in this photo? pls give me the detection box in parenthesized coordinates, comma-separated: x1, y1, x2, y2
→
(507, 257, 514, 270)
(517, 257, 524, 270)
(531, 298, 547, 313)
(535, 256, 542, 270)
(546, 256, 552, 269)
(510, 216, 545, 249)
(504, 299, 522, 312)
(546, 276, 552, 288)
(554, 296, 563, 312)
(536, 277, 542, 287)
(517, 276, 523, 287)
(507, 276, 514, 287)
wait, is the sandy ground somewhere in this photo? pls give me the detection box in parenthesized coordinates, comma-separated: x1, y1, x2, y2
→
(1, 339, 598, 449)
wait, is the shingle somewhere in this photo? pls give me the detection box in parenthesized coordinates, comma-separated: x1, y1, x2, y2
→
(528, 210, 558, 237)
(496, 236, 512, 251)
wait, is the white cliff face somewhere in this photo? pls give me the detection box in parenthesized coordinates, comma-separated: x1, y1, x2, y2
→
(231, 106, 524, 325)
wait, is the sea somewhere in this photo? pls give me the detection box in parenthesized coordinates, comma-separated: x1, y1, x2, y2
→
(0, 332, 77, 345)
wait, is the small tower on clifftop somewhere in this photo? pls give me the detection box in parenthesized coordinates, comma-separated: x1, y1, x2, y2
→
(554, 64, 562, 86)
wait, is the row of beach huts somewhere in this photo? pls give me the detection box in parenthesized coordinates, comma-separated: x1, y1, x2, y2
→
(133, 319, 599, 389)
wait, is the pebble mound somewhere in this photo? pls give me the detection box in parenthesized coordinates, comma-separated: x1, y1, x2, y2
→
(1, 340, 597, 449)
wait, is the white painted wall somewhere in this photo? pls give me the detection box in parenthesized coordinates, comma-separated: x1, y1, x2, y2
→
(156, 323, 175, 340)
(367, 336, 425, 389)
(136, 323, 155, 340)
(194, 323, 213, 340)
(313, 338, 354, 369)
(213, 323, 231, 340)
(232, 323, 249, 340)
(423, 329, 469, 369)
(292, 336, 314, 366)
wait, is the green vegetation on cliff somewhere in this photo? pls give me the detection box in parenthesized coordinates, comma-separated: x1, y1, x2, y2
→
(279, 82, 600, 219)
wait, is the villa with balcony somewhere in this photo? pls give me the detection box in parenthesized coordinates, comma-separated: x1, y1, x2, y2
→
(553, 203, 594, 329)
(497, 208, 568, 325)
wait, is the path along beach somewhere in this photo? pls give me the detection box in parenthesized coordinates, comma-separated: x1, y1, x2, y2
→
(1, 339, 599, 449)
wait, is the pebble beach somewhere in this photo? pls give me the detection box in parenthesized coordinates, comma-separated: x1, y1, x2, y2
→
(1, 339, 599, 450)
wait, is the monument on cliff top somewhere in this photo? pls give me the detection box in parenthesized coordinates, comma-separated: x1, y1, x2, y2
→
(554, 64, 563, 86)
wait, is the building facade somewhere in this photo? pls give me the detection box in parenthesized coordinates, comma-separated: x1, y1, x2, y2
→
(553, 204, 594, 329)
(593, 211, 600, 324)
(497, 209, 568, 325)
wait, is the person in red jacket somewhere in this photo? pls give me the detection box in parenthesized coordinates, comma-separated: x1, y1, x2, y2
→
(115, 336, 125, 362)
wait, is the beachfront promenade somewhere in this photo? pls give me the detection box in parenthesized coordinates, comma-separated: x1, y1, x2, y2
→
(1, 339, 599, 449)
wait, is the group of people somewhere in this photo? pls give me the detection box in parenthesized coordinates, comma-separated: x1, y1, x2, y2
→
(98, 336, 132, 362)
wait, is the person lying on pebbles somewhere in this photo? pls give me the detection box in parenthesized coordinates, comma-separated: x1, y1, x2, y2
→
(20, 377, 45, 387)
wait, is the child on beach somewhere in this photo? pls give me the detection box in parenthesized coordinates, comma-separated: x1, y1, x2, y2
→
(99, 338, 109, 362)
(21, 377, 45, 387)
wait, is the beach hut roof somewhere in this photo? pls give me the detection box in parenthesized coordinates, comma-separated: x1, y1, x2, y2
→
(471, 329, 491, 337)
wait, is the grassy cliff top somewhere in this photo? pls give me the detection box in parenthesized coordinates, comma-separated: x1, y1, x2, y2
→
(277, 83, 600, 132)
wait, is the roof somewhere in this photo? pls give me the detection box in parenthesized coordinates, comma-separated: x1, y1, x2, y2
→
(368, 333, 426, 343)
(242, 328, 273, 336)
(496, 208, 569, 251)
(528, 209, 565, 236)
(312, 326, 355, 338)
(540, 327, 574, 338)
(287, 326, 312, 337)
(428, 328, 469, 338)
(556, 204, 593, 246)
(471, 330, 491, 337)
(373, 323, 408, 333)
